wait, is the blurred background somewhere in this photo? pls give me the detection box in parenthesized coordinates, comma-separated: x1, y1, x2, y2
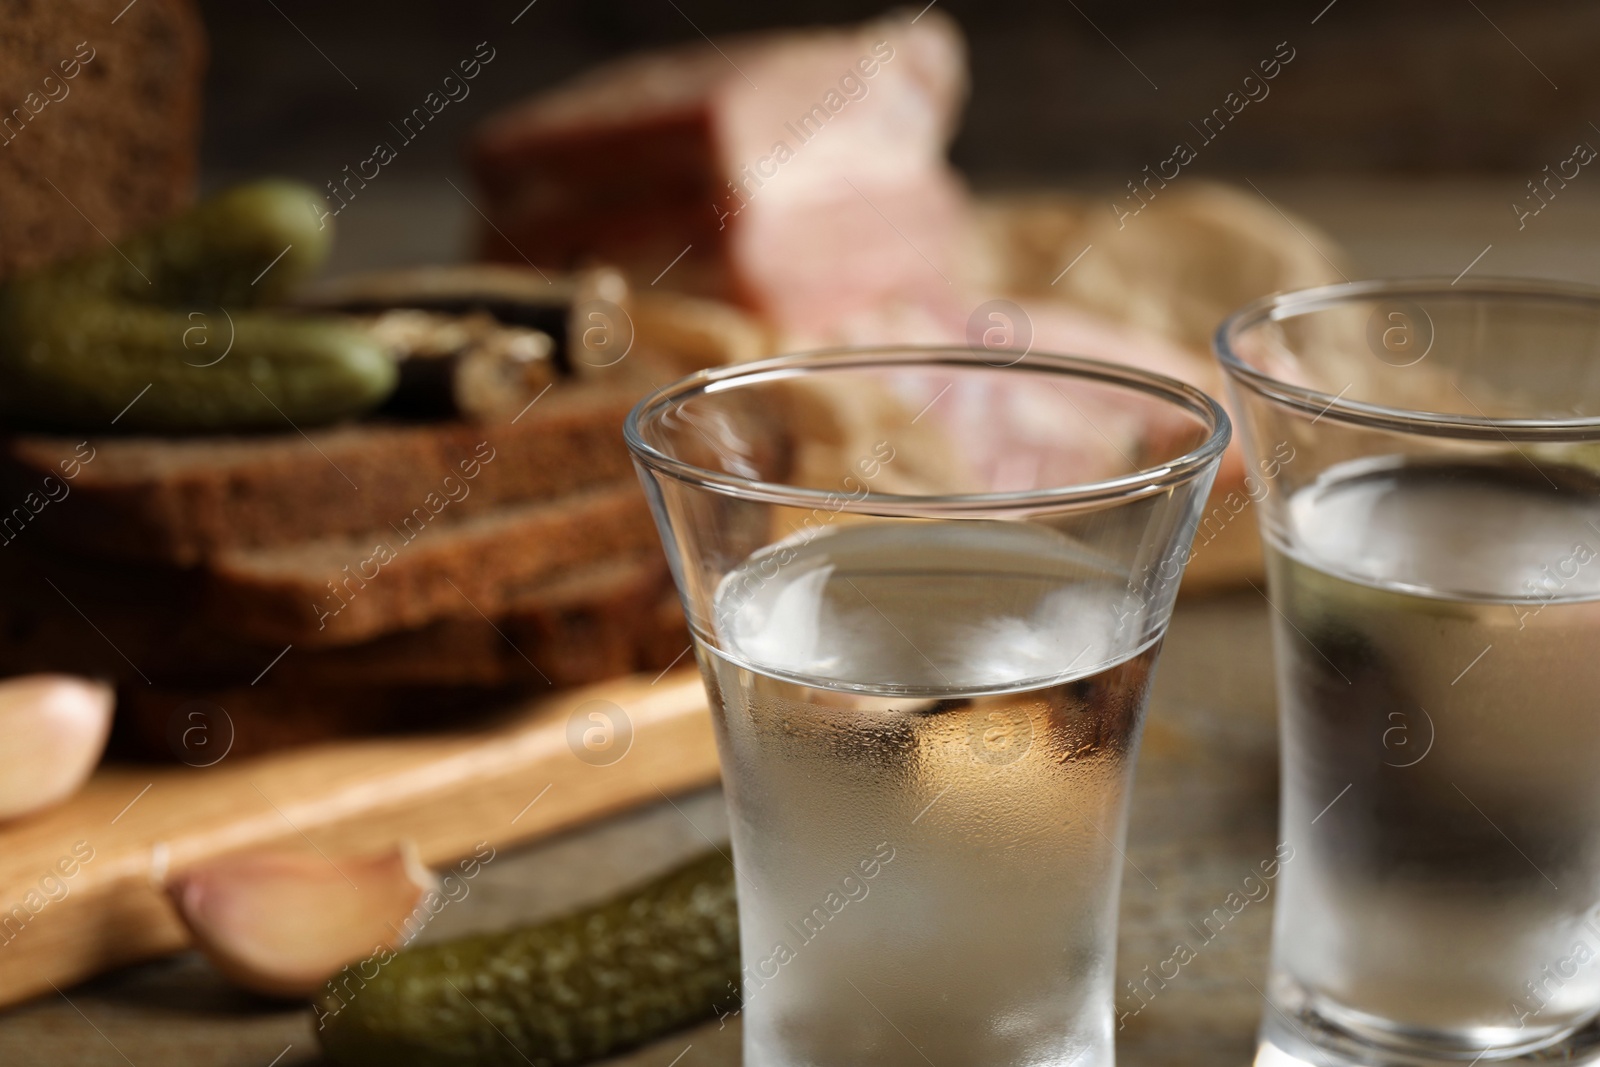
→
(195, 0, 1600, 280)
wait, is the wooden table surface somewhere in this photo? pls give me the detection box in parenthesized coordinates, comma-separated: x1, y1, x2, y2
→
(0, 589, 1278, 1067)
(2, 175, 1595, 1066)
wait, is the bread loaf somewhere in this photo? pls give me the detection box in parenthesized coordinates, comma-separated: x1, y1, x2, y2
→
(0, 0, 206, 280)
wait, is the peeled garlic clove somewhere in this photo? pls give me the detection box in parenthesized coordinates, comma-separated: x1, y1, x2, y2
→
(0, 674, 114, 822)
(169, 845, 437, 998)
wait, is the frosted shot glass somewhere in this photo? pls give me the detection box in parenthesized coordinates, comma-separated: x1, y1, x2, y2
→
(1217, 279, 1600, 1066)
(626, 346, 1229, 1066)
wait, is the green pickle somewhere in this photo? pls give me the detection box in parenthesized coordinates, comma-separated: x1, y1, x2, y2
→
(0, 180, 395, 432)
(317, 851, 740, 1067)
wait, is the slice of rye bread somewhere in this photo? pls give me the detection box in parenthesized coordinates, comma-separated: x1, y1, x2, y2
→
(0, 0, 206, 280)
(266, 556, 687, 688)
(0, 381, 642, 565)
(0, 546, 683, 688)
(203, 481, 658, 648)
(108, 572, 690, 761)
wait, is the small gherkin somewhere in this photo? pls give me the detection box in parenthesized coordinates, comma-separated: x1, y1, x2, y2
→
(317, 851, 741, 1067)
(0, 180, 395, 432)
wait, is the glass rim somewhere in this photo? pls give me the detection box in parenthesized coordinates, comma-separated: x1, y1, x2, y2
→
(624, 345, 1232, 517)
(1214, 276, 1600, 441)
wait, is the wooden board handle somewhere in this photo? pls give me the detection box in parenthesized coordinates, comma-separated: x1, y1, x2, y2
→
(0, 669, 718, 1008)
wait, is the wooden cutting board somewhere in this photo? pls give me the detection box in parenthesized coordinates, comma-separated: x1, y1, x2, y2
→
(0, 669, 717, 1009)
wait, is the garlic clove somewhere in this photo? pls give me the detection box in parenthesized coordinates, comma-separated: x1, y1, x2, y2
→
(168, 845, 437, 998)
(0, 674, 114, 822)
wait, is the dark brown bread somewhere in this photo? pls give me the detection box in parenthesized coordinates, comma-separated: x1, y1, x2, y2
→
(110, 588, 686, 758)
(0, 382, 642, 564)
(0, 0, 206, 280)
(269, 555, 684, 687)
(0, 548, 195, 682)
(204, 481, 658, 647)
(104, 563, 691, 760)
(109, 593, 691, 760)
(0, 545, 685, 688)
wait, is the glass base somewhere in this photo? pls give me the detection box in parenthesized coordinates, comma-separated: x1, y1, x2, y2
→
(1256, 978, 1600, 1066)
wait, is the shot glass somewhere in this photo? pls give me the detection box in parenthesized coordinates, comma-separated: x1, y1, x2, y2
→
(1216, 280, 1600, 1065)
(625, 346, 1229, 1066)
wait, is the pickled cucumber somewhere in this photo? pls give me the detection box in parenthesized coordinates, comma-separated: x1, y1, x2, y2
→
(0, 180, 396, 432)
(317, 851, 739, 1067)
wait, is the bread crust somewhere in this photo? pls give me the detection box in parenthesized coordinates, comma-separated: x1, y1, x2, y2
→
(0, 544, 686, 688)
(0, 383, 642, 564)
